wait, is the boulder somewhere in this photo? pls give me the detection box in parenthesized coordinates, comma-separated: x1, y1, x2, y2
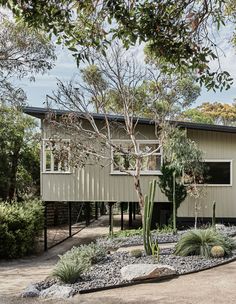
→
(120, 264, 176, 281)
(21, 283, 40, 298)
(40, 284, 74, 299)
(215, 224, 225, 229)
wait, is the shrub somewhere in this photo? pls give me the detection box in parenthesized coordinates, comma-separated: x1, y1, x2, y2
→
(130, 248, 142, 258)
(112, 228, 143, 238)
(174, 229, 236, 258)
(53, 243, 106, 283)
(0, 200, 44, 259)
(211, 246, 225, 258)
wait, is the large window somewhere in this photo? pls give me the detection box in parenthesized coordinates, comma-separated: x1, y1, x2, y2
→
(202, 160, 232, 185)
(43, 139, 70, 173)
(111, 140, 162, 175)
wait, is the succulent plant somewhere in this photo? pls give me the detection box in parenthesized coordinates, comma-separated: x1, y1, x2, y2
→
(211, 245, 225, 258)
(129, 248, 142, 258)
(143, 179, 158, 255)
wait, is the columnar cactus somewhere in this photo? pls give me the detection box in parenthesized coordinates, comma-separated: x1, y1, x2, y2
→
(212, 201, 216, 229)
(143, 179, 157, 255)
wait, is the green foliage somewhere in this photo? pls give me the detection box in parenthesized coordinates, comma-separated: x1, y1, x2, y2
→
(53, 243, 106, 283)
(180, 102, 236, 126)
(163, 128, 203, 177)
(180, 108, 215, 124)
(3, 0, 233, 90)
(211, 245, 225, 258)
(158, 163, 187, 211)
(0, 200, 44, 258)
(0, 106, 40, 200)
(0, 16, 55, 77)
(143, 180, 159, 256)
(174, 229, 236, 258)
(52, 260, 86, 284)
(156, 225, 174, 234)
(112, 228, 143, 238)
(129, 249, 142, 258)
(0, 15, 56, 107)
(161, 127, 204, 231)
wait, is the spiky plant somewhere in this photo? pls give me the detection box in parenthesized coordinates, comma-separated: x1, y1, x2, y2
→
(52, 260, 86, 284)
(174, 229, 236, 258)
(52, 243, 106, 283)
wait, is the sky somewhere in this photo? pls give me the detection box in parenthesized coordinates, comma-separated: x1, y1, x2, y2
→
(16, 28, 236, 109)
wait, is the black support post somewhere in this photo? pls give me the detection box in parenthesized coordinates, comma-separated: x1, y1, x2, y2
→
(120, 202, 124, 230)
(129, 202, 133, 228)
(85, 203, 90, 226)
(95, 202, 98, 220)
(133, 202, 136, 220)
(100, 202, 105, 215)
(109, 202, 114, 235)
(68, 202, 72, 237)
(44, 201, 48, 251)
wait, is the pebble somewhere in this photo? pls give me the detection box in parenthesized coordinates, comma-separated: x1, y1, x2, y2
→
(35, 225, 236, 296)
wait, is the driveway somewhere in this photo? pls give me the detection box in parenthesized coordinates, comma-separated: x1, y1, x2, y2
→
(0, 216, 236, 304)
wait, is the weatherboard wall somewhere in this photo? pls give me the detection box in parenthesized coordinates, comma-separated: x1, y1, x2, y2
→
(178, 129, 236, 219)
(41, 120, 236, 218)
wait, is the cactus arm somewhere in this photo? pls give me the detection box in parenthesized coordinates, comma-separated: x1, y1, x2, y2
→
(212, 201, 216, 229)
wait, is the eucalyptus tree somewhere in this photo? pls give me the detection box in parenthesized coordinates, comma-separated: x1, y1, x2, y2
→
(181, 102, 236, 126)
(0, 15, 56, 106)
(0, 106, 40, 201)
(45, 43, 202, 224)
(162, 127, 204, 231)
(1, 0, 234, 91)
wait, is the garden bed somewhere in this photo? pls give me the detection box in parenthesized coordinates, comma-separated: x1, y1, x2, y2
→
(73, 249, 236, 293)
(25, 226, 236, 298)
(97, 225, 236, 250)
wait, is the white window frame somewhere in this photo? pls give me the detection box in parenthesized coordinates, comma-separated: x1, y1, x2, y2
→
(110, 139, 162, 175)
(195, 159, 233, 187)
(42, 139, 71, 174)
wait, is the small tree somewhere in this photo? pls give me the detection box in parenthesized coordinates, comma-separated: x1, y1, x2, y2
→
(158, 163, 187, 223)
(162, 127, 204, 232)
(47, 44, 200, 224)
(0, 106, 40, 201)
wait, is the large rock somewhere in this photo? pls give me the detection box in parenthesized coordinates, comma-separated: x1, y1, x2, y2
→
(40, 284, 74, 299)
(21, 283, 40, 298)
(120, 264, 176, 281)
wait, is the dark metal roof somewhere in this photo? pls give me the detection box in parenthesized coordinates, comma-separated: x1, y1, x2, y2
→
(23, 106, 236, 134)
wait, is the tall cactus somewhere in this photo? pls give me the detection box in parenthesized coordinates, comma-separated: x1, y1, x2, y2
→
(212, 201, 216, 229)
(143, 179, 157, 255)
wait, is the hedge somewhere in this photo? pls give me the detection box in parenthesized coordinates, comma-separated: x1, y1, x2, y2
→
(0, 200, 44, 259)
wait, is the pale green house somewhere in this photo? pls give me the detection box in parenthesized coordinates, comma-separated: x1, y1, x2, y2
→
(24, 106, 236, 226)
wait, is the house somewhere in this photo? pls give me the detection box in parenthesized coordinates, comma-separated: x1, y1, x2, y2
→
(24, 106, 236, 227)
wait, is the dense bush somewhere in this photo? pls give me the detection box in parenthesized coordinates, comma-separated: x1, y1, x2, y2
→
(174, 229, 236, 258)
(0, 200, 44, 259)
(53, 243, 106, 284)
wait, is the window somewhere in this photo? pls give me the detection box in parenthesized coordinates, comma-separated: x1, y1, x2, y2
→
(201, 161, 232, 185)
(111, 141, 162, 175)
(43, 139, 70, 173)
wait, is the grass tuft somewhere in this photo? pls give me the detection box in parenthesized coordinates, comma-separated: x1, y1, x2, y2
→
(174, 228, 236, 258)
